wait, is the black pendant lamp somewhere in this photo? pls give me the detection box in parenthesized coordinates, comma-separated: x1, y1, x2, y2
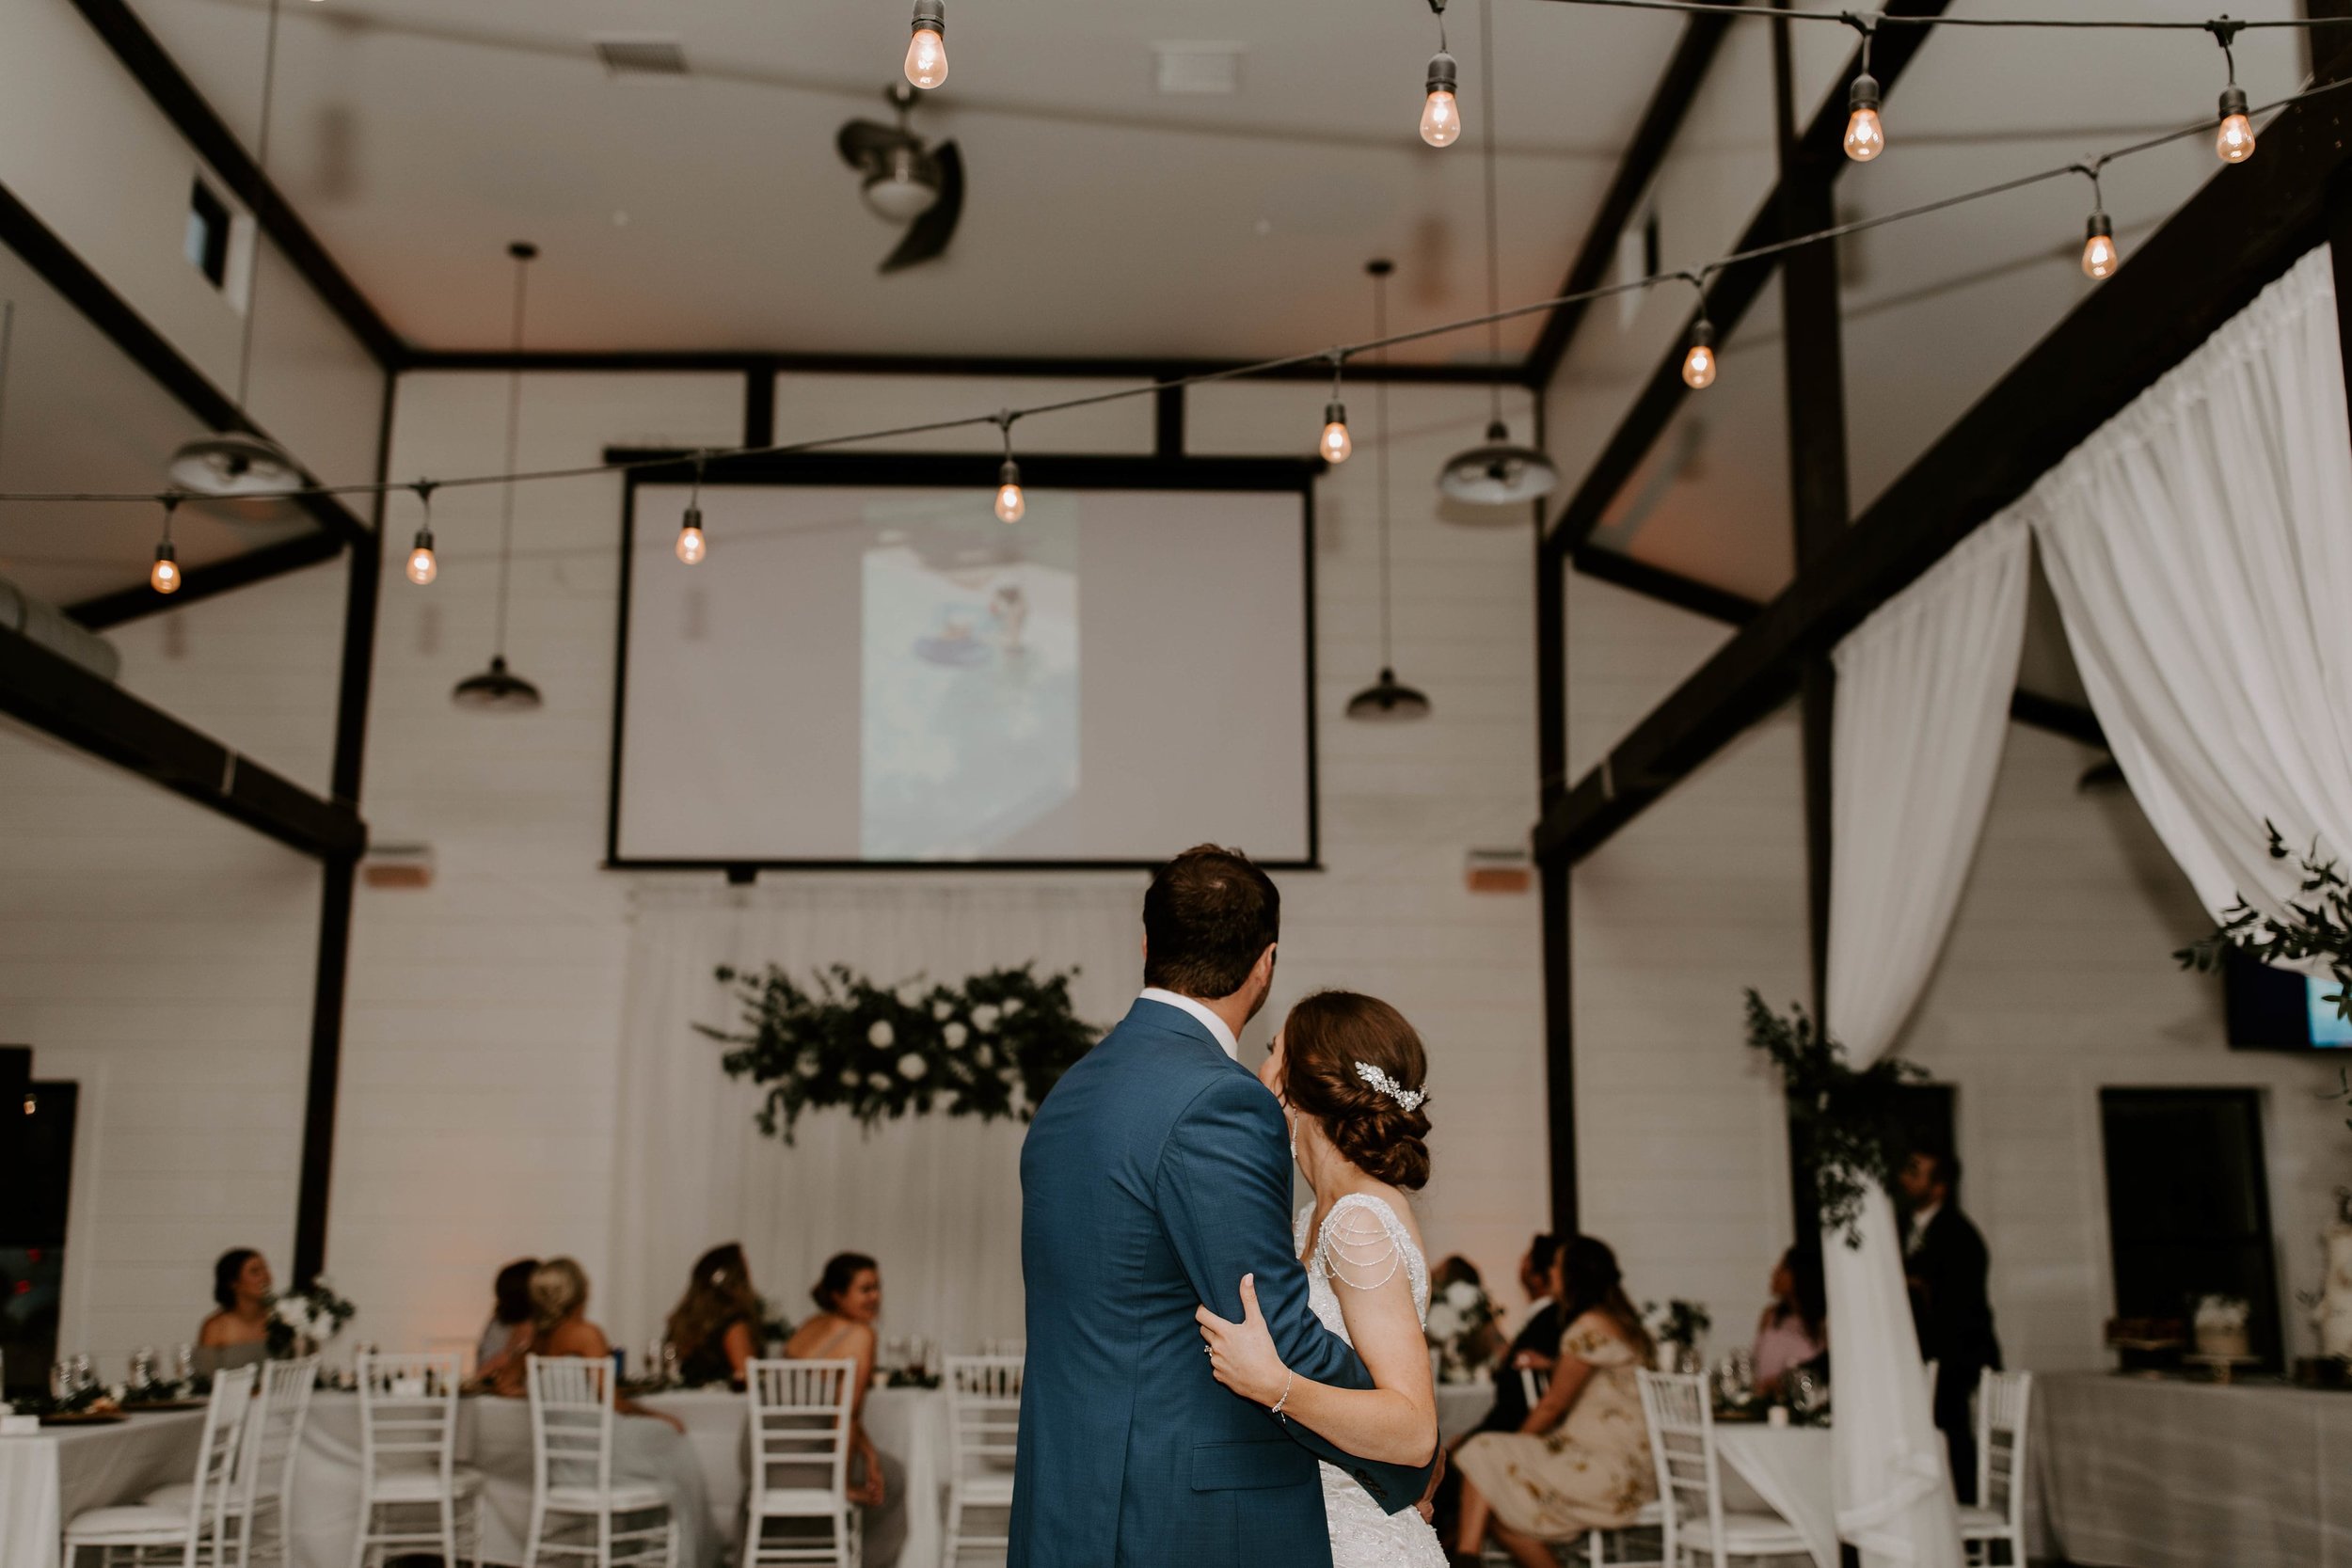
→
(454, 242, 544, 713)
(1437, 0, 1556, 511)
(169, 0, 302, 507)
(1347, 259, 1432, 724)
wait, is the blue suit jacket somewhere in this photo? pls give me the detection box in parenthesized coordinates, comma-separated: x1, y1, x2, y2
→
(1008, 998, 1434, 1568)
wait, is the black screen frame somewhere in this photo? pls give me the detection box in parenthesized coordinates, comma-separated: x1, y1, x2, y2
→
(604, 449, 1324, 874)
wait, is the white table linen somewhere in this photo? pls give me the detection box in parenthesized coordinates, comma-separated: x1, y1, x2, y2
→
(1716, 1425, 1837, 1568)
(282, 1387, 950, 1568)
(2033, 1372, 2352, 1568)
(0, 1411, 210, 1568)
(1435, 1381, 1495, 1446)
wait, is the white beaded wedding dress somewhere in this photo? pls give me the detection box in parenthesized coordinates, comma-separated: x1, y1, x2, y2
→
(1295, 1192, 1450, 1568)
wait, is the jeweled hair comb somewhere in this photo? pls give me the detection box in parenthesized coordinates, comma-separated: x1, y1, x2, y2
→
(1353, 1060, 1426, 1113)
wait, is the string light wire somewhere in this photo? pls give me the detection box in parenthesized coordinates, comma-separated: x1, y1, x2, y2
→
(1521, 1, 2352, 33)
(8, 72, 2348, 514)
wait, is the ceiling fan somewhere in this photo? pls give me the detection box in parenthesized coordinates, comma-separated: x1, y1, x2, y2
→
(836, 84, 963, 274)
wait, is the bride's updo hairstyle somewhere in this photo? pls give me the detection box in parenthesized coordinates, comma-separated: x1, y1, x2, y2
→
(1279, 990, 1432, 1190)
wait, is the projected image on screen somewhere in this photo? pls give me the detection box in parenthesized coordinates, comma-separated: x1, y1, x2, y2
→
(613, 480, 1311, 865)
(861, 498, 1078, 859)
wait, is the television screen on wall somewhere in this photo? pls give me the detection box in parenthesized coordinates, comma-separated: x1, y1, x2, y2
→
(2222, 948, 2352, 1051)
(609, 465, 1316, 868)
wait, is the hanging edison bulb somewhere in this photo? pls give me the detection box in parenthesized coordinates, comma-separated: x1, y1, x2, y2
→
(675, 506, 707, 564)
(1682, 321, 1717, 390)
(1321, 403, 1353, 464)
(1844, 72, 1884, 162)
(2081, 211, 2119, 281)
(1421, 53, 1461, 148)
(905, 0, 947, 89)
(406, 528, 437, 585)
(994, 459, 1025, 524)
(2216, 87, 2255, 163)
(151, 539, 182, 594)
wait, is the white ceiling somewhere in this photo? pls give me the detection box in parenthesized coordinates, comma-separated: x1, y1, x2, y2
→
(126, 0, 1692, 363)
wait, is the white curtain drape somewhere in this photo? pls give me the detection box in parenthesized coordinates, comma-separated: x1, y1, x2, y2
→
(2026, 245, 2352, 928)
(1825, 515, 2032, 1567)
(608, 877, 1144, 1355)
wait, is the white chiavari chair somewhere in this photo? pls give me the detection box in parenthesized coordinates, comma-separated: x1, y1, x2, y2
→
(523, 1355, 677, 1568)
(743, 1358, 859, 1568)
(1959, 1370, 2031, 1567)
(943, 1355, 1023, 1566)
(146, 1357, 318, 1568)
(1637, 1370, 1807, 1568)
(353, 1352, 482, 1568)
(66, 1364, 258, 1568)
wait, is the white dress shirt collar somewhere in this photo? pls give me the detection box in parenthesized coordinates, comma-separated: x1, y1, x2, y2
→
(1905, 1200, 1943, 1256)
(1138, 987, 1241, 1061)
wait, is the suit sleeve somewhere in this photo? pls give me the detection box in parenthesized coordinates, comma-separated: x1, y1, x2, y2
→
(1154, 1071, 1437, 1514)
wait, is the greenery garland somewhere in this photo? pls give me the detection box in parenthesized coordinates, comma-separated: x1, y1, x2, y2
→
(698, 962, 1099, 1143)
(1742, 990, 1926, 1246)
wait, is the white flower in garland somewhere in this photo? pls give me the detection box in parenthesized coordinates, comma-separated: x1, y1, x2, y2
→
(866, 1071, 891, 1091)
(975, 1044, 994, 1069)
(868, 1020, 896, 1049)
(839, 1069, 861, 1088)
(897, 983, 926, 1009)
(972, 1004, 1002, 1033)
(944, 1022, 969, 1049)
(932, 1001, 955, 1022)
(796, 1051, 820, 1078)
(898, 1053, 929, 1081)
(1001, 997, 1025, 1018)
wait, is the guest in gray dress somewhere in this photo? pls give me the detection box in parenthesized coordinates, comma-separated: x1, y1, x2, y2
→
(193, 1248, 273, 1376)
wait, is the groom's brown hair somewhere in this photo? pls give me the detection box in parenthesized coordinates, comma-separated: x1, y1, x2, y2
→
(1142, 844, 1279, 1000)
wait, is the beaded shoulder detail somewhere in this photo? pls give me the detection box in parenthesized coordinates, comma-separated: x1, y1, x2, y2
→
(1302, 1193, 1430, 1320)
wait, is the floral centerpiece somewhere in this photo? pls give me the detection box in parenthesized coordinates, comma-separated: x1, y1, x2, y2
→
(1425, 1279, 1501, 1385)
(1642, 1298, 1712, 1373)
(267, 1276, 357, 1358)
(698, 962, 1099, 1144)
(2192, 1294, 2252, 1361)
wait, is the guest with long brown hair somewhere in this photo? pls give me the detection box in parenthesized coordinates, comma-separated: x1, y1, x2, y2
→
(1453, 1236, 1659, 1568)
(783, 1253, 904, 1568)
(665, 1243, 761, 1386)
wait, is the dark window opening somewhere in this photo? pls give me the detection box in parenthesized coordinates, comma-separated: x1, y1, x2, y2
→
(2100, 1087, 2283, 1373)
(1, 1048, 77, 1398)
(186, 178, 230, 289)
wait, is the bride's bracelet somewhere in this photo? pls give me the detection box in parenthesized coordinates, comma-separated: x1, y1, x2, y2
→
(1270, 1370, 1295, 1422)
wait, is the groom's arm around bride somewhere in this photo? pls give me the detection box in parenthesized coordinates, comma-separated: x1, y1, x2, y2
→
(1008, 846, 1436, 1568)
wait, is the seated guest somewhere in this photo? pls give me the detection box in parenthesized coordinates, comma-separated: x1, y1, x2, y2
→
(1752, 1241, 1828, 1396)
(194, 1248, 272, 1375)
(665, 1243, 762, 1386)
(475, 1258, 538, 1383)
(492, 1258, 684, 1433)
(489, 1258, 718, 1568)
(783, 1254, 904, 1568)
(1473, 1233, 1564, 1435)
(1454, 1237, 1659, 1568)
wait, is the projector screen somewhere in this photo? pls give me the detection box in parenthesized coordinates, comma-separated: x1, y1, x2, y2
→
(610, 471, 1316, 866)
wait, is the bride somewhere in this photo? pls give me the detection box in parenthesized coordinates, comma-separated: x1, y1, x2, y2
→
(1196, 990, 1449, 1568)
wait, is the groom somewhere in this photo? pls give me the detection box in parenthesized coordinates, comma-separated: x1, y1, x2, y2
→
(1009, 845, 1435, 1567)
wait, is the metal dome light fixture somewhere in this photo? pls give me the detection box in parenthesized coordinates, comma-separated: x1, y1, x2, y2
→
(1436, 0, 1557, 511)
(1346, 259, 1431, 724)
(453, 242, 545, 713)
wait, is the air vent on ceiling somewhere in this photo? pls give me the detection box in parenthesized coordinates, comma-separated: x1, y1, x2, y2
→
(1154, 43, 1243, 95)
(593, 35, 690, 78)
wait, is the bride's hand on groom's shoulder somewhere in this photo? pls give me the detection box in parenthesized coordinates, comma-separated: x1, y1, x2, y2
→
(1196, 1274, 1289, 1407)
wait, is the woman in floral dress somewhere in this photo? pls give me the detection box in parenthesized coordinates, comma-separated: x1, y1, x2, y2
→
(1453, 1237, 1658, 1568)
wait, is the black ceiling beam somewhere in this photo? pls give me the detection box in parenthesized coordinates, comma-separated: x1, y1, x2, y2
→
(0, 617, 364, 860)
(67, 0, 403, 370)
(0, 182, 372, 549)
(1571, 545, 1761, 625)
(403, 346, 1510, 386)
(1523, 0, 1747, 388)
(1540, 0, 1950, 558)
(1534, 60, 2352, 867)
(66, 529, 345, 630)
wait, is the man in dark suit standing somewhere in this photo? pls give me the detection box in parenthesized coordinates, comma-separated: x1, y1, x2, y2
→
(1009, 845, 1435, 1568)
(1899, 1148, 2001, 1504)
